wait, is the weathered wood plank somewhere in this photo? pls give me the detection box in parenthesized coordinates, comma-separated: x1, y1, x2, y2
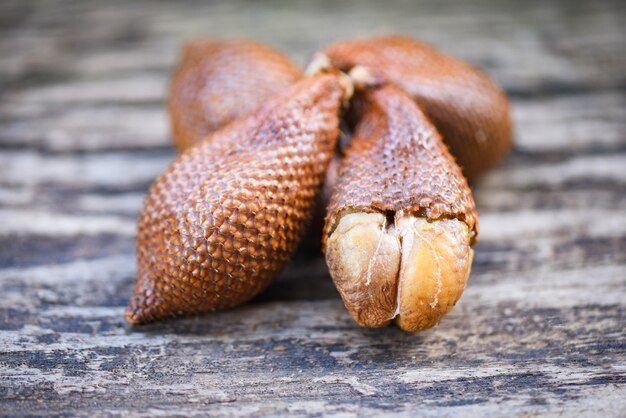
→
(1, 0, 624, 92)
(1, 0, 625, 416)
(1, 299, 625, 416)
(2, 90, 625, 154)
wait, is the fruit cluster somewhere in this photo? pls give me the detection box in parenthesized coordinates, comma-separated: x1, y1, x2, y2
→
(126, 36, 512, 332)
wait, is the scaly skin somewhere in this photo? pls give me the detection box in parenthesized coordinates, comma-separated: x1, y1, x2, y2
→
(169, 39, 302, 151)
(321, 35, 513, 181)
(126, 74, 348, 324)
(324, 85, 477, 331)
(167, 39, 337, 252)
(128, 36, 513, 331)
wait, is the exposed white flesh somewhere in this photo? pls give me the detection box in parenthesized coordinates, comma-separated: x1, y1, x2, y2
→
(326, 211, 473, 332)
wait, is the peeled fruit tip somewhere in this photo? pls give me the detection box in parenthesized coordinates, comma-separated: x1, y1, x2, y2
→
(305, 52, 333, 76)
(305, 53, 354, 102)
(325, 211, 473, 332)
(347, 65, 379, 91)
(306, 53, 377, 92)
(325, 212, 401, 328)
(337, 72, 355, 102)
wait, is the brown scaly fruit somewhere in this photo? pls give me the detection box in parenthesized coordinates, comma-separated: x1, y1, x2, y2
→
(167, 39, 337, 252)
(323, 84, 477, 332)
(169, 39, 303, 151)
(319, 35, 513, 181)
(126, 73, 350, 324)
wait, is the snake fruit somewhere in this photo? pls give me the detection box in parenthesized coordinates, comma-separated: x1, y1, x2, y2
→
(321, 35, 513, 181)
(126, 73, 348, 324)
(324, 85, 477, 331)
(169, 39, 302, 151)
(128, 36, 512, 331)
(167, 40, 337, 251)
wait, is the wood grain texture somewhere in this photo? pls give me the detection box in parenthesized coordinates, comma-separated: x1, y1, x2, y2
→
(1, 0, 625, 416)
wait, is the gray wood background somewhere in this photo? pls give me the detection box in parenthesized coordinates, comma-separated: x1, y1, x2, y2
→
(1, 0, 625, 416)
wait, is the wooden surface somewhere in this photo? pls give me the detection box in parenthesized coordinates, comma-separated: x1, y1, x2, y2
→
(1, 0, 625, 416)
